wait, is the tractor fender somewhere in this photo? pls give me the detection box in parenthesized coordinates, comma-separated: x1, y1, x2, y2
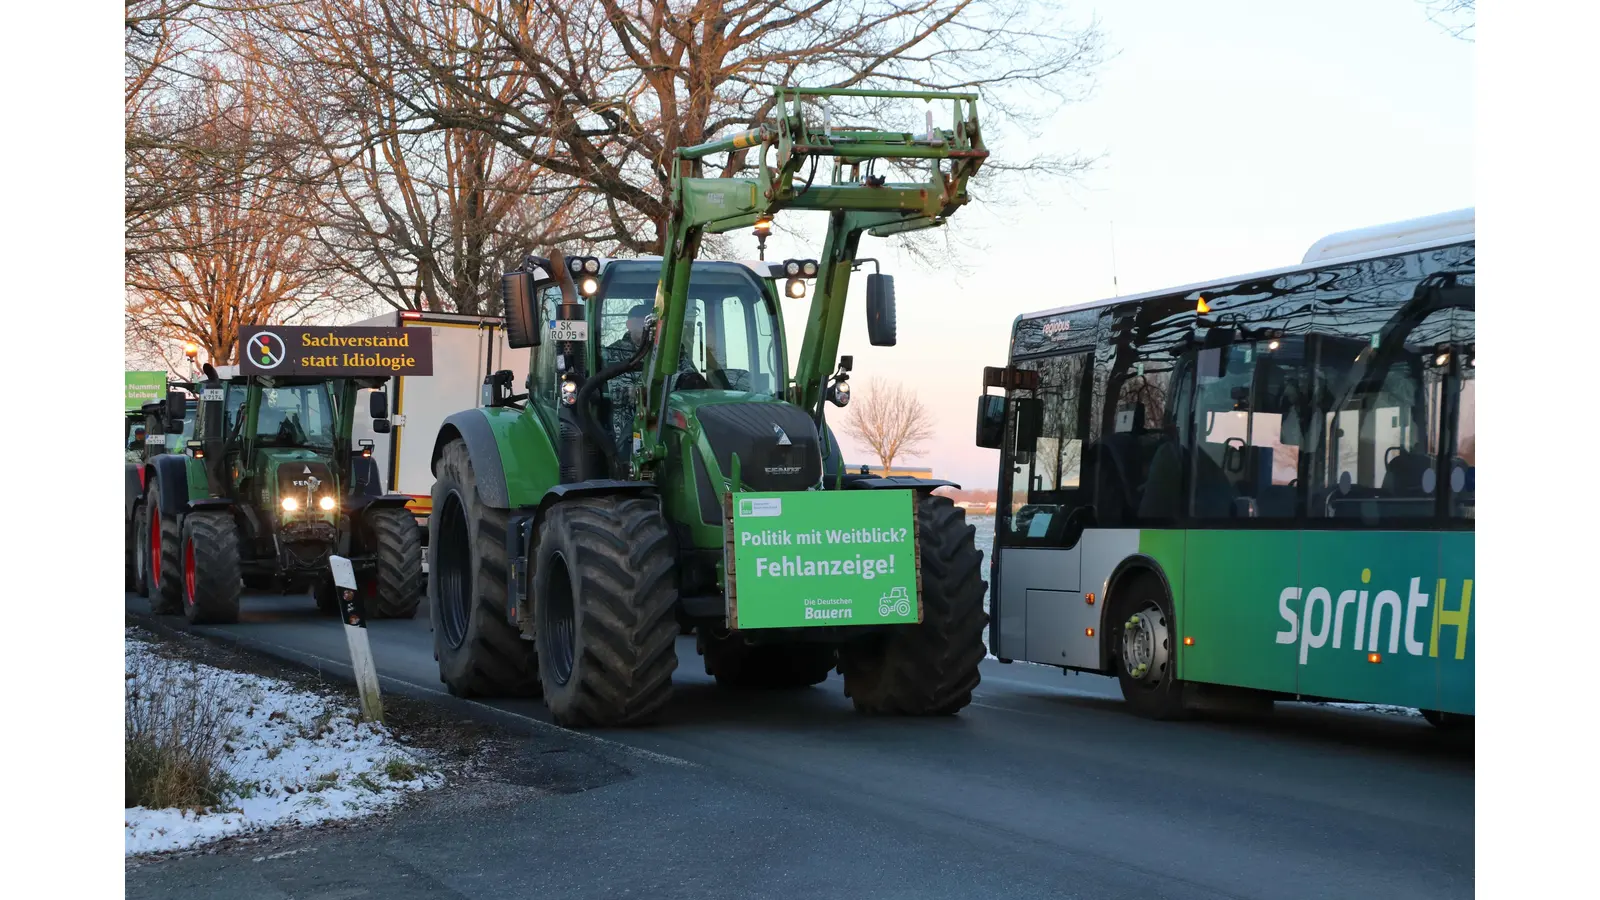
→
(147, 454, 192, 516)
(187, 498, 235, 511)
(432, 411, 510, 509)
(845, 475, 961, 493)
(125, 463, 144, 522)
(537, 479, 656, 520)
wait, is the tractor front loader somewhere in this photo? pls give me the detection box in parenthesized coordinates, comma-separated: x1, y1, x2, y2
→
(428, 86, 991, 727)
(136, 364, 423, 624)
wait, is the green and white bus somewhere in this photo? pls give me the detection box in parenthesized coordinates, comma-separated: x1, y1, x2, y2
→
(975, 209, 1473, 727)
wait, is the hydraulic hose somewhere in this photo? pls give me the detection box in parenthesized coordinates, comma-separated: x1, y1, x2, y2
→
(573, 327, 654, 473)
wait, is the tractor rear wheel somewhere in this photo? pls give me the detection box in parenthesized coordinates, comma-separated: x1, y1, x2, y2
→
(147, 491, 183, 615)
(430, 438, 540, 698)
(181, 511, 242, 625)
(701, 632, 836, 689)
(366, 506, 423, 619)
(133, 503, 151, 598)
(125, 511, 139, 592)
(839, 493, 988, 716)
(534, 495, 679, 727)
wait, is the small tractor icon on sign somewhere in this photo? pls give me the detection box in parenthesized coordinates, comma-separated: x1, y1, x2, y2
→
(878, 586, 912, 618)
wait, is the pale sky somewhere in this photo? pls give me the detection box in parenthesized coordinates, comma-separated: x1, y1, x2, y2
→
(761, 0, 1475, 490)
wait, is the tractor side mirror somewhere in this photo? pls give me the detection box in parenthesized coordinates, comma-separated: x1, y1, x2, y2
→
(1014, 397, 1043, 450)
(369, 390, 388, 419)
(501, 271, 542, 349)
(165, 390, 186, 430)
(975, 395, 1006, 449)
(866, 274, 896, 347)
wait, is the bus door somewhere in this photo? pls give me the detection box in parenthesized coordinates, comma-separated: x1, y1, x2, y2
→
(990, 352, 1099, 668)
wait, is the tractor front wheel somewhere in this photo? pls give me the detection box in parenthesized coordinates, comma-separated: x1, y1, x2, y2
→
(366, 506, 423, 619)
(534, 495, 679, 727)
(429, 438, 540, 698)
(181, 511, 242, 625)
(147, 491, 183, 615)
(701, 632, 836, 690)
(839, 493, 988, 716)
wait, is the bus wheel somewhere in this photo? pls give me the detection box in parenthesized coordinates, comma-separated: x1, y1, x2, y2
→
(1422, 709, 1472, 732)
(1110, 577, 1186, 720)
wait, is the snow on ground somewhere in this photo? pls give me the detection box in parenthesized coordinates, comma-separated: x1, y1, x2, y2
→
(1314, 702, 1423, 717)
(125, 632, 444, 857)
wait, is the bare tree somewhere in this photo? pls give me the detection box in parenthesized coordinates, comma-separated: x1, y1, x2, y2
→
(1420, 0, 1474, 41)
(840, 378, 936, 474)
(243, 1, 610, 313)
(301, 0, 1106, 257)
(126, 61, 338, 364)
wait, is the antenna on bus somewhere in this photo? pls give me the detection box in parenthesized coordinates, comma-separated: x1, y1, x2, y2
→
(1110, 218, 1120, 297)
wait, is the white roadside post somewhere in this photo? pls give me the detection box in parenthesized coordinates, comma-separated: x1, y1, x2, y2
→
(329, 554, 383, 723)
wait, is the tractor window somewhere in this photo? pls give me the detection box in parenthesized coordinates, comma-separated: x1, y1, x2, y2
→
(255, 385, 335, 448)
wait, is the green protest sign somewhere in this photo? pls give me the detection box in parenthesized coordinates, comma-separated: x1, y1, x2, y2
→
(724, 489, 920, 629)
(125, 371, 166, 411)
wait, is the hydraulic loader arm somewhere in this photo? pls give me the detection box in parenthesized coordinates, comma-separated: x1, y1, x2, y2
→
(637, 86, 990, 473)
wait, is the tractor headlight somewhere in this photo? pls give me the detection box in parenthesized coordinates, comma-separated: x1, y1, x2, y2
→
(560, 379, 578, 406)
(579, 275, 600, 297)
(282, 496, 299, 512)
(786, 278, 806, 300)
(319, 496, 336, 511)
(830, 379, 851, 407)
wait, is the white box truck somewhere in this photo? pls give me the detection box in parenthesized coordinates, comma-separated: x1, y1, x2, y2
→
(350, 309, 528, 545)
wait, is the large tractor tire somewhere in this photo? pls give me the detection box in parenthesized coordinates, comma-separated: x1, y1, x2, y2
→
(366, 506, 423, 619)
(125, 511, 139, 592)
(839, 493, 988, 716)
(701, 631, 836, 690)
(147, 490, 184, 615)
(429, 438, 540, 698)
(534, 495, 679, 727)
(180, 511, 242, 625)
(1107, 572, 1187, 720)
(133, 503, 151, 598)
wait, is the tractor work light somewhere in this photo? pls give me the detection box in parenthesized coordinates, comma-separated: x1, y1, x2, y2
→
(829, 379, 851, 406)
(282, 496, 299, 512)
(786, 278, 807, 299)
(583, 258, 600, 274)
(319, 496, 336, 511)
(785, 260, 801, 276)
(579, 275, 600, 297)
(801, 260, 818, 277)
(560, 378, 578, 406)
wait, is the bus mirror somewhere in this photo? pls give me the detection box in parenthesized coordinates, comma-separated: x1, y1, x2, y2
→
(866, 274, 897, 346)
(975, 395, 1006, 448)
(501, 271, 542, 349)
(1015, 397, 1043, 449)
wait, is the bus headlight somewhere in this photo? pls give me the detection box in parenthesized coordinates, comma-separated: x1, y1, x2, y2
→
(282, 496, 299, 512)
(319, 496, 336, 511)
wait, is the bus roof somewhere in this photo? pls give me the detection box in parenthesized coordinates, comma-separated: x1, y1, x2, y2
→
(1013, 208, 1475, 329)
(1300, 207, 1474, 265)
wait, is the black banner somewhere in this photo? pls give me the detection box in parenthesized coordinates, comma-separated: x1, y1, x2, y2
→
(238, 326, 434, 377)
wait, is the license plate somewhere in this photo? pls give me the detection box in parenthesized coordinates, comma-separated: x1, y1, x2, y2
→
(552, 320, 588, 343)
(202, 388, 224, 401)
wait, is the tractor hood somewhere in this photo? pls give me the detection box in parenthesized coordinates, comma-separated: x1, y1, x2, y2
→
(257, 448, 339, 519)
(681, 395, 822, 493)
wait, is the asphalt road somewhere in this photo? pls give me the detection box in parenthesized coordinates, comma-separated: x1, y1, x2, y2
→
(124, 590, 1473, 900)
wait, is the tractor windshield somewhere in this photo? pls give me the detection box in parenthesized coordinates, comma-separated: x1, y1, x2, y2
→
(598, 261, 784, 397)
(254, 384, 336, 449)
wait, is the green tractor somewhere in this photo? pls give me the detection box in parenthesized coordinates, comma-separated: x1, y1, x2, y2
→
(126, 386, 196, 592)
(134, 364, 423, 624)
(428, 86, 991, 727)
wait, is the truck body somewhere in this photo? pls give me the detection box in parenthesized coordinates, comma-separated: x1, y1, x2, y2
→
(350, 310, 529, 542)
